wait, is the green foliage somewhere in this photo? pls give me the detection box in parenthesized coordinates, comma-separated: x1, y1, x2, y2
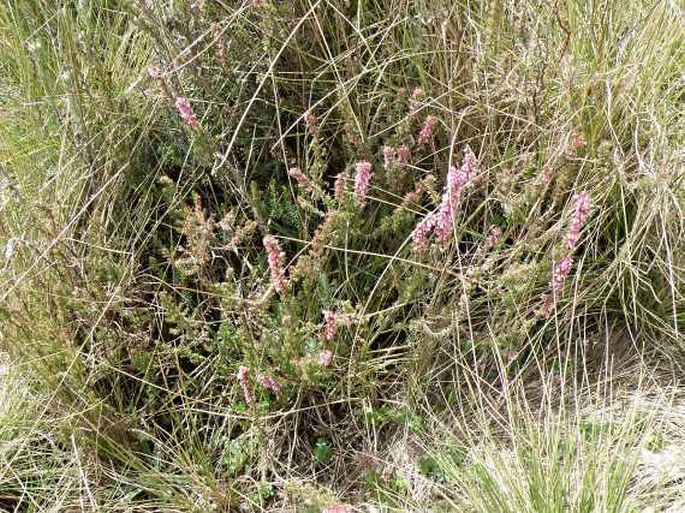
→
(313, 438, 333, 465)
(0, 0, 682, 510)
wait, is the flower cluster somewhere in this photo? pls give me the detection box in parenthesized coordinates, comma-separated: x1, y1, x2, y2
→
(411, 214, 437, 251)
(148, 66, 162, 79)
(434, 154, 475, 247)
(263, 235, 287, 293)
(212, 22, 226, 64)
(383, 146, 394, 170)
(308, 212, 339, 261)
(288, 167, 313, 191)
(323, 309, 338, 342)
(354, 161, 373, 207)
(147, 65, 200, 128)
(550, 256, 574, 293)
(383, 145, 411, 170)
(148, 65, 173, 102)
(484, 225, 502, 252)
(318, 349, 333, 367)
(322, 309, 354, 342)
(237, 365, 252, 404)
(409, 87, 425, 115)
(238, 366, 282, 403)
(401, 174, 435, 208)
(411, 149, 476, 251)
(334, 172, 347, 199)
(322, 506, 354, 513)
(565, 192, 591, 251)
(417, 115, 438, 145)
(549, 192, 592, 295)
(396, 145, 410, 167)
(175, 96, 200, 129)
(256, 374, 282, 392)
(569, 132, 587, 153)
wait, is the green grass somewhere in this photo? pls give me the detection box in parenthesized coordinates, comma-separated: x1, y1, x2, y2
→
(0, 0, 683, 511)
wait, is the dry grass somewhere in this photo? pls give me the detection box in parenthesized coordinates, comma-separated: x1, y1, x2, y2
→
(0, 0, 683, 511)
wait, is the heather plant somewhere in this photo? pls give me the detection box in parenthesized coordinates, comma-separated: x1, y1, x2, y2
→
(0, 0, 683, 511)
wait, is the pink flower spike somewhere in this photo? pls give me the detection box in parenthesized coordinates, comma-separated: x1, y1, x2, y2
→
(460, 147, 476, 181)
(550, 255, 574, 293)
(565, 192, 591, 251)
(318, 349, 333, 367)
(263, 235, 287, 294)
(323, 310, 337, 342)
(417, 115, 438, 145)
(341, 313, 354, 327)
(411, 148, 475, 251)
(409, 87, 425, 115)
(334, 173, 346, 199)
(148, 66, 162, 79)
(570, 132, 587, 152)
(175, 96, 200, 129)
(383, 146, 395, 170)
(323, 506, 354, 513)
(257, 374, 281, 392)
(411, 213, 436, 252)
(403, 190, 419, 205)
(354, 161, 373, 207)
(396, 145, 410, 167)
(237, 365, 253, 404)
(434, 154, 474, 248)
(288, 167, 311, 189)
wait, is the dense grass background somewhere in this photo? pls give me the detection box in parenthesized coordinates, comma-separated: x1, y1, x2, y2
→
(0, 0, 683, 511)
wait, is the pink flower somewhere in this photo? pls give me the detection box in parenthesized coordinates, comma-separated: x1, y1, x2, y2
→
(323, 506, 354, 513)
(541, 166, 553, 184)
(257, 374, 281, 392)
(433, 150, 475, 248)
(334, 173, 346, 199)
(409, 87, 425, 115)
(175, 96, 200, 129)
(570, 132, 587, 152)
(318, 349, 333, 367)
(288, 167, 311, 189)
(411, 213, 436, 252)
(354, 161, 373, 207)
(341, 313, 354, 327)
(547, 191, 591, 304)
(263, 235, 287, 293)
(565, 192, 591, 251)
(403, 190, 419, 205)
(237, 365, 253, 404)
(550, 255, 574, 293)
(212, 23, 226, 62)
(417, 115, 438, 145)
(396, 145, 410, 167)
(148, 66, 173, 102)
(323, 310, 337, 342)
(148, 66, 162, 79)
(383, 146, 395, 170)
(433, 166, 462, 247)
(410, 149, 475, 250)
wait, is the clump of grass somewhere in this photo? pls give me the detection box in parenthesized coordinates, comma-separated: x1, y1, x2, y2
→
(0, 0, 683, 510)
